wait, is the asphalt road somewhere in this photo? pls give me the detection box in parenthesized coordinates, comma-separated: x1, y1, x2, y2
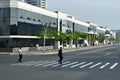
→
(0, 44, 120, 80)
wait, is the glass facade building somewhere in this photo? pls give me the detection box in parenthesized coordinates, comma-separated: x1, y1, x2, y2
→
(25, 0, 47, 9)
(74, 23, 88, 33)
(0, 0, 115, 52)
(0, 1, 57, 51)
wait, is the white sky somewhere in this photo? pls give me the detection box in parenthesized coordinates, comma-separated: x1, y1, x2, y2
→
(47, 0, 120, 30)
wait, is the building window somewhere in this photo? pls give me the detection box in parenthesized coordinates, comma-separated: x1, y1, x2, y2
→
(27, 17, 31, 20)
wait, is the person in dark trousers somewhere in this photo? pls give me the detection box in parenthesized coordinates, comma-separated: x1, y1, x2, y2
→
(18, 47, 23, 63)
(58, 47, 63, 64)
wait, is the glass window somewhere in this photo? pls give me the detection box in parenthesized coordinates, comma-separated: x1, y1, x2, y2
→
(10, 8, 18, 18)
(74, 23, 88, 33)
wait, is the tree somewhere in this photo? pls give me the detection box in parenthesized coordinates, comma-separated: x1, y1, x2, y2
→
(109, 37, 116, 42)
(72, 31, 81, 41)
(39, 29, 57, 39)
(66, 33, 73, 47)
(81, 33, 88, 40)
(72, 31, 82, 48)
(53, 31, 73, 48)
(96, 35, 105, 43)
(116, 38, 120, 42)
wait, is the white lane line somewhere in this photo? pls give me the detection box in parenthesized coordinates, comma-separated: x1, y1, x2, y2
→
(61, 62, 78, 67)
(89, 62, 102, 69)
(70, 62, 86, 68)
(100, 62, 110, 69)
(110, 63, 118, 69)
(34, 61, 55, 66)
(104, 53, 112, 56)
(43, 62, 58, 67)
(52, 61, 70, 67)
(80, 62, 93, 68)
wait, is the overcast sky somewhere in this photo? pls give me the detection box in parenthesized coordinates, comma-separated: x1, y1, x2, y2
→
(47, 0, 120, 30)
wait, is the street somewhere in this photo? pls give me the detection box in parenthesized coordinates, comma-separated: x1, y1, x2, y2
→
(0, 44, 120, 80)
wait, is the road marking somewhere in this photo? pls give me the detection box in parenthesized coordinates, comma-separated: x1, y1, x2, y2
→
(11, 61, 119, 70)
(25, 61, 47, 66)
(89, 62, 102, 68)
(61, 62, 78, 67)
(11, 61, 34, 66)
(110, 63, 118, 69)
(104, 53, 112, 56)
(43, 62, 58, 67)
(70, 62, 86, 68)
(11, 63, 22, 66)
(34, 61, 55, 66)
(100, 62, 110, 69)
(80, 62, 93, 68)
(52, 61, 70, 67)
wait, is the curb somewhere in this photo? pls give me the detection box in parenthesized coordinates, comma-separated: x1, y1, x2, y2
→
(17, 45, 112, 55)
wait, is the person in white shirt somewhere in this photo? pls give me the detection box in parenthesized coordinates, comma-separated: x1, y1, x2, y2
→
(18, 47, 23, 62)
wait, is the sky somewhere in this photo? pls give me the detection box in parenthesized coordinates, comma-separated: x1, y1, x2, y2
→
(47, 0, 120, 30)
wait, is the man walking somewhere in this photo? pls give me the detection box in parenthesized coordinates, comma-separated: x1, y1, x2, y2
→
(58, 47, 63, 64)
(18, 47, 23, 62)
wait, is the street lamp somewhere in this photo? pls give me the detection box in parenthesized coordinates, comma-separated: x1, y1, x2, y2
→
(43, 23, 50, 53)
(42, 22, 57, 53)
(43, 28, 47, 53)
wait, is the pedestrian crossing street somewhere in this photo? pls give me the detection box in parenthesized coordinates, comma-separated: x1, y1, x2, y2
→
(11, 60, 119, 70)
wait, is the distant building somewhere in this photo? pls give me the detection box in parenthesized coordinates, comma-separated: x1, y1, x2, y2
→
(25, 0, 47, 9)
(0, 0, 116, 52)
(18, 0, 25, 2)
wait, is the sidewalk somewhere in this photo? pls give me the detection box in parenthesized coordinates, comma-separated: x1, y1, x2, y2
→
(0, 45, 112, 55)
(10, 44, 112, 55)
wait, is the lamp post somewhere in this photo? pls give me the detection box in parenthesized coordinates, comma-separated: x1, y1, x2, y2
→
(43, 27, 47, 53)
(43, 23, 50, 53)
(42, 22, 56, 53)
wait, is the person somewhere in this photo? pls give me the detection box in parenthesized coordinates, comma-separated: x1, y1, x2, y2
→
(18, 47, 23, 63)
(58, 47, 63, 64)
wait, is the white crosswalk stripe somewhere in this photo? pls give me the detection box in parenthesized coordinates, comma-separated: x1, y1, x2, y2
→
(110, 63, 118, 69)
(25, 61, 47, 66)
(80, 62, 93, 68)
(89, 62, 102, 69)
(100, 62, 110, 69)
(70, 62, 86, 68)
(11, 61, 34, 66)
(52, 61, 70, 67)
(43, 62, 59, 67)
(61, 62, 78, 67)
(34, 61, 55, 66)
(11, 61, 119, 70)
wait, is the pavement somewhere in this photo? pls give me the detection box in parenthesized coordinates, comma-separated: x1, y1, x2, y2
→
(6, 44, 112, 55)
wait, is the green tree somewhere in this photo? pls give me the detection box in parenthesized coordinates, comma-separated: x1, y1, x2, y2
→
(109, 37, 116, 42)
(72, 31, 82, 48)
(116, 38, 120, 42)
(72, 31, 81, 41)
(66, 33, 73, 47)
(96, 35, 105, 43)
(81, 33, 88, 40)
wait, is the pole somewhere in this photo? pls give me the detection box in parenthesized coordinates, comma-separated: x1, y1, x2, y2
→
(43, 32, 46, 53)
(43, 28, 47, 53)
(43, 24, 49, 53)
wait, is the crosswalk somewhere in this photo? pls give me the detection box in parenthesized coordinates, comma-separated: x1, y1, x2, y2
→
(11, 60, 119, 70)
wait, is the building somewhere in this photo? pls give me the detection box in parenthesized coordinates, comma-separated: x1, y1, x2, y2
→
(25, 0, 47, 9)
(0, 0, 116, 52)
(0, 0, 55, 52)
(18, 0, 25, 2)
